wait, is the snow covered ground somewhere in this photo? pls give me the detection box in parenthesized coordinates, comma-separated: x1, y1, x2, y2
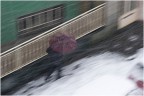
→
(13, 48, 143, 96)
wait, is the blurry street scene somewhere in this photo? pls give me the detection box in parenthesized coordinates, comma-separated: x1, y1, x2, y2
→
(1, 1, 143, 96)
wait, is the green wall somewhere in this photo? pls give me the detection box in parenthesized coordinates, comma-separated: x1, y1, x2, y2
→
(1, 1, 80, 45)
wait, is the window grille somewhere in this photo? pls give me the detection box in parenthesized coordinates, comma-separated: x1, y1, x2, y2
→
(17, 5, 64, 35)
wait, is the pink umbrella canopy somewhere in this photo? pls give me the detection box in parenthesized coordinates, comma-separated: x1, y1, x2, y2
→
(49, 33, 77, 54)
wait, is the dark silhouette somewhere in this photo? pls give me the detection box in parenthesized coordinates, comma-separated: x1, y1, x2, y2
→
(45, 47, 63, 80)
(45, 33, 77, 80)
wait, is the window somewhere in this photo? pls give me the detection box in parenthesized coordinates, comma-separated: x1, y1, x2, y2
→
(123, 1, 137, 14)
(17, 5, 64, 35)
(131, 1, 137, 10)
(54, 7, 62, 19)
(47, 10, 53, 21)
(40, 13, 47, 23)
(26, 17, 33, 28)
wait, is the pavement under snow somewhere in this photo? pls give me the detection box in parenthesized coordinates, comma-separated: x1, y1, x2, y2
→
(13, 48, 143, 96)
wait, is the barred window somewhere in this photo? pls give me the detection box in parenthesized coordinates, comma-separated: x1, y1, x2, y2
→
(123, 1, 137, 14)
(26, 17, 33, 28)
(18, 19, 26, 30)
(131, 1, 137, 10)
(17, 5, 63, 34)
(54, 7, 62, 19)
(47, 10, 53, 22)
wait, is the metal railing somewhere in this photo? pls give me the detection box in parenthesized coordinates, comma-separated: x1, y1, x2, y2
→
(1, 3, 105, 78)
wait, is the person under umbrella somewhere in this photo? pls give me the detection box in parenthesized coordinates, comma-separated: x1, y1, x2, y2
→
(45, 33, 77, 80)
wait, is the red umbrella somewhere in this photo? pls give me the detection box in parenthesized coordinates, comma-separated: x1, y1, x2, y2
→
(49, 33, 77, 55)
(136, 80, 143, 89)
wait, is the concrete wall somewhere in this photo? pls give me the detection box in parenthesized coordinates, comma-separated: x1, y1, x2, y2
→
(138, 1, 143, 21)
(89, 1, 121, 45)
(105, 1, 121, 27)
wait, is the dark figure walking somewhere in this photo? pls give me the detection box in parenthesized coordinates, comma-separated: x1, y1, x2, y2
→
(45, 33, 77, 80)
(45, 47, 63, 80)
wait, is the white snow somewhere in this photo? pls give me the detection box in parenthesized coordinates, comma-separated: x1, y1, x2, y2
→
(13, 48, 143, 96)
(73, 75, 134, 96)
